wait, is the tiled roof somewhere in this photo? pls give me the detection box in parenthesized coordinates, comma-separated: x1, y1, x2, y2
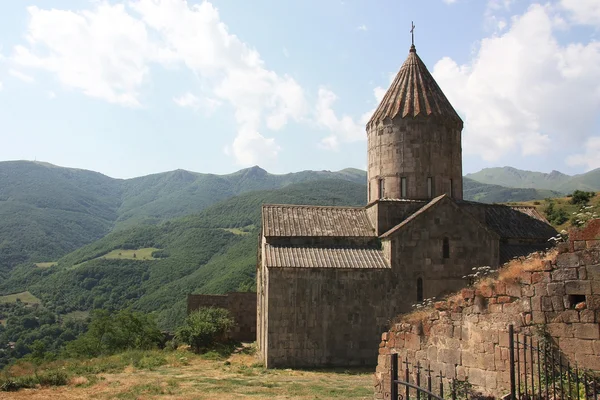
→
(500, 243, 553, 264)
(262, 204, 375, 237)
(367, 45, 463, 128)
(380, 195, 447, 238)
(485, 205, 556, 240)
(264, 245, 390, 269)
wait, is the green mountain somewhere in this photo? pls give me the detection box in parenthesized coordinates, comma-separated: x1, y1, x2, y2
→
(0, 161, 365, 276)
(2, 179, 367, 330)
(463, 178, 562, 203)
(465, 166, 600, 193)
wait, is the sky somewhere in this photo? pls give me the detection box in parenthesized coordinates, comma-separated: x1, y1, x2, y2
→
(0, 0, 599, 179)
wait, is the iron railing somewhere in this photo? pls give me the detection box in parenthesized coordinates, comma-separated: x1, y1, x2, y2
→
(390, 353, 458, 400)
(508, 324, 599, 400)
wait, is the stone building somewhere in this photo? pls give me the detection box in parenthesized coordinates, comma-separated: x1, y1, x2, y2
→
(256, 42, 557, 369)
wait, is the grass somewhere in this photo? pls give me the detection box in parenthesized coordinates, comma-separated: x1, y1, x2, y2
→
(100, 248, 162, 261)
(71, 247, 162, 269)
(34, 262, 56, 268)
(63, 310, 89, 321)
(0, 291, 41, 304)
(222, 225, 255, 236)
(0, 350, 373, 399)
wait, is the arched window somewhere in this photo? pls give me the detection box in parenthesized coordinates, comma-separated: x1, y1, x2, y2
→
(443, 237, 450, 259)
(416, 278, 423, 302)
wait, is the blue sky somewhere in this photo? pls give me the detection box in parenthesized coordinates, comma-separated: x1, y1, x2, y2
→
(0, 0, 599, 179)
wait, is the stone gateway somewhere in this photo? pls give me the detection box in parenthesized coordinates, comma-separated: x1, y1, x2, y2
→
(256, 42, 556, 369)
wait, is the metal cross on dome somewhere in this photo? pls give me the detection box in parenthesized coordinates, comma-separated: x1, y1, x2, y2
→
(410, 21, 416, 46)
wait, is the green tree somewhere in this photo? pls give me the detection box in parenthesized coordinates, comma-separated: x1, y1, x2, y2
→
(570, 190, 595, 205)
(64, 309, 162, 358)
(176, 307, 234, 353)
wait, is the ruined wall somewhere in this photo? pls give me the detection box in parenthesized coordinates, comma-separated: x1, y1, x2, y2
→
(367, 117, 463, 202)
(187, 292, 256, 342)
(385, 198, 499, 314)
(374, 222, 600, 399)
(264, 267, 398, 368)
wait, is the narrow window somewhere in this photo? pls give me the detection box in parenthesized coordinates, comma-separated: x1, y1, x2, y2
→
(378, 178, 385, 199)
(416, 278, 423, 302)
(427, 177, 433, 198)
(400, 177, 407, 198)
(449, 179, 454, 198)
(443, 237, 450, 259)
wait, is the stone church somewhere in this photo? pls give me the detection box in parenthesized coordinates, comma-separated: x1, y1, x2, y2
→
(256, 42, 556, 368)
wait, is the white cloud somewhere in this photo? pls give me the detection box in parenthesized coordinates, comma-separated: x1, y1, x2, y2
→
(357, 24, 367, 31)
(560, 0, 600, 26)
(13, 0, 311, 166)
(47, 91, 56, 99)
(567, 136, 600, 171)
(432, 4, 600, 163)
(442, 0, 457, 4)
(317, 86, 380, 150)
(0, 81, 3, 91)
(9, 69, 34, 83)
(13, 3, 157, 107)
(173, 92, 221, 114)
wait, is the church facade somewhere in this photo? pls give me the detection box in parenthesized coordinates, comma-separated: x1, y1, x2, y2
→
(256, 43, 556, 368)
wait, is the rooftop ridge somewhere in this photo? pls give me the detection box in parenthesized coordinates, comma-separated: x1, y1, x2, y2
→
(262, 203, 365, 210)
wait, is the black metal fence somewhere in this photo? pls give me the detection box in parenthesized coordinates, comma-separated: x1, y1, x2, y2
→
(390, 353, 457, 400)
(508, 324, 600, 400)
(389, 326, 600, 400)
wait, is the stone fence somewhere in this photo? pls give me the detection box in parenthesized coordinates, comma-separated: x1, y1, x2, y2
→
(187, 292, 256, 342)
(375, 220, 600, 399)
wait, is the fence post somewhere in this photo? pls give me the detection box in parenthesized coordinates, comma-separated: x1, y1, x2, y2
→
(391, 353, 398, 400)
(509, 325, 516, 400)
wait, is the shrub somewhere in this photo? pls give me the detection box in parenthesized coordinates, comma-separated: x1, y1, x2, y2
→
(570, 190, 595, 205)
(543, 200, 568, 225)
(176, 307, 235, 353)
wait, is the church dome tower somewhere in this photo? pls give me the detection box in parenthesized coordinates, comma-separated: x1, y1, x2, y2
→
(366, 42, 463, 203)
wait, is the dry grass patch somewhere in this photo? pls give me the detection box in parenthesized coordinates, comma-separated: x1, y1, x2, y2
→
(0, 351, 373, 399)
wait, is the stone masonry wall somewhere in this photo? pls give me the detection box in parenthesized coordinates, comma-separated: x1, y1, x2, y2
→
(374, 221, 600, 399)
(367, 117, 463, 203)
(187, 292, 256, 342)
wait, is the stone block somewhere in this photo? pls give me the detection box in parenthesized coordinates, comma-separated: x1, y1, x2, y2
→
(556, 253, 580, 268)
(588, 265, 600, 281)
(547, 283, 565, 296)
(532, 272, 551, 283)
(497, 296, 511, 304)
(552, 269, 578, 281)
(578, 267, 587, 280)
(519, 272, 532, 285)
(587, 240, 600, 249)
(574, 354, 600, 370)
(494, 281, 506, 296)
(541, 296, 554, 311)
(532, 311, 546, 324)
(522, 286, 535, 297)
(506, 283, 521, 297)
(563, 337, 595, 356)
(580, 309, 595, 323)
(546, 322, 573, 338)
(405, 333, 421, 350)
(574, 240, 586, 251)
(565, 280, 592, 295)
(438, 348, 461, 365)
(489, 304, 503, 313)
(592, 281, 600, 295)
(573, 323, 599, 339)
(558, 310, 579, 323)
(551, 296, 565, 311)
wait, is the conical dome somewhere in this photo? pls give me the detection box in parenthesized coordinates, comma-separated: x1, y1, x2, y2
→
(367, 45, 463, 128)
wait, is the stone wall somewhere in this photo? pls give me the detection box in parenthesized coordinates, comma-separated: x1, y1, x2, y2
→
(187, 292, 256, 342)
(367, 117, 463, 203)
(263, 267, 397, 368)
(384, 196, 500, 315)
(374, 221, 600, 399)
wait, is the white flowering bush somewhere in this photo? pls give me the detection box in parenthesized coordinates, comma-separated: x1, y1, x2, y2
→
(411, 297, 436, 310)
(462, 265, 496, 285)
(570, 204, 598, 227)
(548, 229, 569, 244)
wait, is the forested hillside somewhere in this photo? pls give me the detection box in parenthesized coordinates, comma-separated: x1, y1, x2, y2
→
(1, 179, 366, 330)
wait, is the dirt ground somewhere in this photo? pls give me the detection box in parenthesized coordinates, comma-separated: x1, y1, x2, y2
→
(0, 353, 373, 400)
